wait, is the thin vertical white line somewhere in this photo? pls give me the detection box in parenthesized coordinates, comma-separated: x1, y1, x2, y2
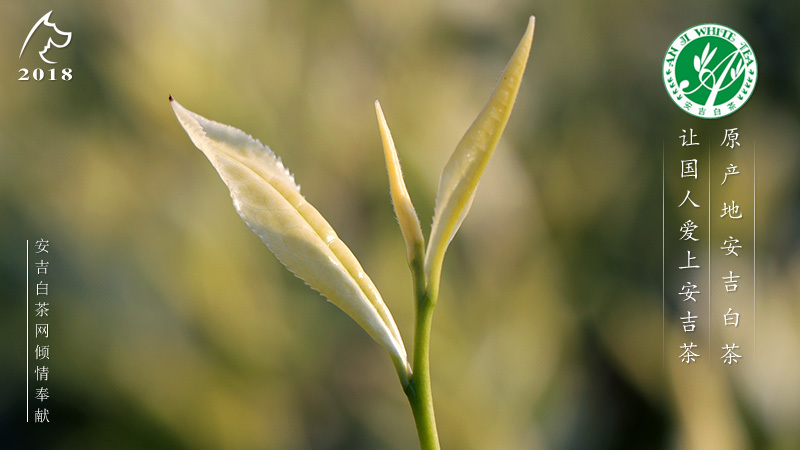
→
(26, 240, 29, 423)
(753, 140, 756, 362)
(708, 140, 711, 361)
(662, 141, 665, 369)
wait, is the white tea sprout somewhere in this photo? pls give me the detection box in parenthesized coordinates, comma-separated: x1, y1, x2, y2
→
(425, 16, 535, 293)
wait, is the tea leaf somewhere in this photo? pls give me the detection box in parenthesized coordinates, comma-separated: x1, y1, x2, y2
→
(425, 16, 535, 291)
(374, 100, 425, 268)
(170, 97, 409, 372)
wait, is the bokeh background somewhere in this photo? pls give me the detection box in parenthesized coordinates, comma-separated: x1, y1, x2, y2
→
(2, 1, 799, 448)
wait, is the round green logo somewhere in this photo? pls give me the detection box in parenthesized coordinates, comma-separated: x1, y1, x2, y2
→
(663, 24, 757, 118)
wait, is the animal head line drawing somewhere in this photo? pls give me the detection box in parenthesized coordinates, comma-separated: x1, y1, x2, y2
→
(19, 10, 72, 65)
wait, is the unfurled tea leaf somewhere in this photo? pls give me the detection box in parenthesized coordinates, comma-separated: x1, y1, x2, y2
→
(425, 17, 535, 289)
(170, 97, 409, 373)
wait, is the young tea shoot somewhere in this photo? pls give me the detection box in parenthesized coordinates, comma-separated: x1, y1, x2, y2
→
(171, 16, 535, 449)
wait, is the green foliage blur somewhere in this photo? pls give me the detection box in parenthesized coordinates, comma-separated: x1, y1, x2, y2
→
(2, 1, 799, 448)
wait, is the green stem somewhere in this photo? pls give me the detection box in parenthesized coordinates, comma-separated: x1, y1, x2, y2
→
(404, 259, 441, 450)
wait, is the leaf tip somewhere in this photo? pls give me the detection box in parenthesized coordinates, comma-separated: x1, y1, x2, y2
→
(524, 15, 536, 45)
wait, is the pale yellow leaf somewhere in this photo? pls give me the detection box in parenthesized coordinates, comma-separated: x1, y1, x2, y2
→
(425, 16, 535, 291)
(170, 97, 408, 372)
(375, 100, 425, 268)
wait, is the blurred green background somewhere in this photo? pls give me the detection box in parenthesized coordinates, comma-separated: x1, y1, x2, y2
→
(2, 1, 799, 448)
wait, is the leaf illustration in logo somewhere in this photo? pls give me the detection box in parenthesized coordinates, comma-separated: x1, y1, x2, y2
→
(170, 97, 409, 374)
(703, 47, 719, 66)
(706, 47, 717, 68)
(732, 59, 744, 79)
(700, 43, 709, 67)
(425, 16, 535, 289)
(19, 10, 72, 65)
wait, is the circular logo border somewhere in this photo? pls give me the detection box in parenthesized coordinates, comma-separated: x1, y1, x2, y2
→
(663, 23, 757, 119)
